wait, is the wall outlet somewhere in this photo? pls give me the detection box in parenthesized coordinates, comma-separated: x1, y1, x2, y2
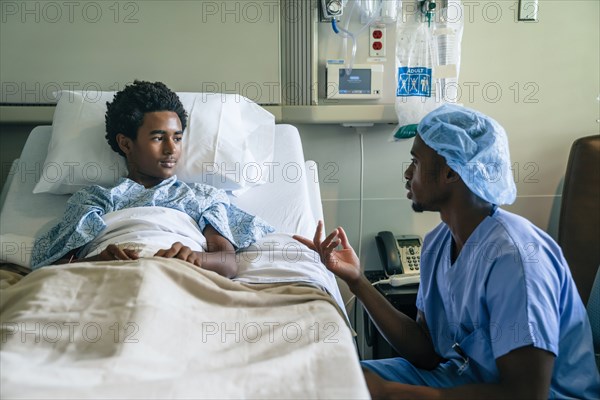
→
(369, 26, 386, 57)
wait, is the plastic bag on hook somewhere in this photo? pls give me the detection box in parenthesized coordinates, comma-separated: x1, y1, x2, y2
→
(392, 0, 464, 140)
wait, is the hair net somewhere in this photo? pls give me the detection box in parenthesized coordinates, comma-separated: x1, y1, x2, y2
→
(417, 104, 517, 205)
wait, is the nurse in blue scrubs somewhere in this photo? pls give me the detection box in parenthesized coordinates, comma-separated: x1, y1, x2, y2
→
(295, 104, 600, 399)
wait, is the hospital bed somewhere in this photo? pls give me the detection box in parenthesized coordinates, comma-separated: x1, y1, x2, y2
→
(0, 95, 369, 399)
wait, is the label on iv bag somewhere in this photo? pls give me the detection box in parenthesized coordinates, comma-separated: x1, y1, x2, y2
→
(396, 67, 432, 97)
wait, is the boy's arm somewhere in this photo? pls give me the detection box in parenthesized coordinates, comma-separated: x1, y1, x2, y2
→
(199, 225, 238, 277)
(54, 245, 139, 264)
(153, 225, 238, 278)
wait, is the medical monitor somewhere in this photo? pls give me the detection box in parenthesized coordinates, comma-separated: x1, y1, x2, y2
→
(326, 63, 383, 100)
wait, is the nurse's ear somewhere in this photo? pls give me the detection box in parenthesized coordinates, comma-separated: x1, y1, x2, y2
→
(442, 165, 461, 184)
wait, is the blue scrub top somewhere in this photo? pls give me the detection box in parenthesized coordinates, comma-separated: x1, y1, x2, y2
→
(416, 208, 600, 399)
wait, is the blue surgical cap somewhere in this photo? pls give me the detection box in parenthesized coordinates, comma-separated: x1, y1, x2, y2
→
(417, 104, 517, 205)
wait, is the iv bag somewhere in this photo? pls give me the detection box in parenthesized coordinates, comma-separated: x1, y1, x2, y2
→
(360, 0, 378, 19)
(381, 0, 400, 23)
(359, 0, 400, 23)
(393, 0, 463, 140)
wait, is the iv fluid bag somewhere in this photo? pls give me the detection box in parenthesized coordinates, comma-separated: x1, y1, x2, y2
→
(359, 0, 400, 23)
(432, 1, 463, 102)
(393, 0, 463, 139)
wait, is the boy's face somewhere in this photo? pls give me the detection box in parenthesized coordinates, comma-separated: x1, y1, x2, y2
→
(117, 111, 183, 188)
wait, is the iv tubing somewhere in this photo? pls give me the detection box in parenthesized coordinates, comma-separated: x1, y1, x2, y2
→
(334, 0, 385, 75)
(331, 18, 340, 34)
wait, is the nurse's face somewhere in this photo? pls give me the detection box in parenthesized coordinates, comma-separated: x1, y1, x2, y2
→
(403, 134, 449, 212)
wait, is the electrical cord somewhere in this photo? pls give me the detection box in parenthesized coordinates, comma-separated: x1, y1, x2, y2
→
(346, 274, 409, 310)
(345, 294, 357, 309)
(372, 278, 391, 286)
(373, 274, 421, 287)
(357, 129, 364, 260)
(345, 126, 366, 359)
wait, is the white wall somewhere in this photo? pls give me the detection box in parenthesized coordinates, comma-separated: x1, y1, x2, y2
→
(303, 0, 600, 271)
(1, 0, 598, 272)
(0, 0, 281, 104)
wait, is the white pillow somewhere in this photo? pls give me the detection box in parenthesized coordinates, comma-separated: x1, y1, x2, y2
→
(175, 93, 275, 194)
(33, 91, 126, 194)
(33, 90, 275, 195)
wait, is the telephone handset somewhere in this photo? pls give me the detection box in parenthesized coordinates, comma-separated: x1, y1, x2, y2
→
(375, 231, 422, 277)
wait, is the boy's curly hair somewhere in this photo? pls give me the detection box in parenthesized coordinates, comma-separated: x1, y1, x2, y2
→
(105, 80, 188, 157)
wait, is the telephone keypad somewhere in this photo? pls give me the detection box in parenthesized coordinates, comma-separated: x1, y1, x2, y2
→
(404, 247, 420, 271)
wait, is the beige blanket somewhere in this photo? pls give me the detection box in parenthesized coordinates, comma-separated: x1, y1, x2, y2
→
(0, 258, 369, 399)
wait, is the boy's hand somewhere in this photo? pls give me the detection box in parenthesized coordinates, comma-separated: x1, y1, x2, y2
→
(98, 244, 139, 261)
(154, 242, 202, 267)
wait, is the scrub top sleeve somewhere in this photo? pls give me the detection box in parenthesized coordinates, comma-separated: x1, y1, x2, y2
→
(485, 252, 560, 359)
(416, 285, 424, 311)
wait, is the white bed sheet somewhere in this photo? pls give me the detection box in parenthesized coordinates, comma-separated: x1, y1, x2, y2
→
(0, 124, 322, 267)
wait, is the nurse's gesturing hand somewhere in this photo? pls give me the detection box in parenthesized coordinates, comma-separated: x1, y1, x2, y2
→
(294, 220, 361, 286)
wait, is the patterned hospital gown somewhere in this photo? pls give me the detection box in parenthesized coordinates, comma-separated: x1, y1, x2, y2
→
(31, 176, 274, 269)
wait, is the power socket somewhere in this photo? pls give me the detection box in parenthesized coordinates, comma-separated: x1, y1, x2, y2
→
(369, 25, 386, 57)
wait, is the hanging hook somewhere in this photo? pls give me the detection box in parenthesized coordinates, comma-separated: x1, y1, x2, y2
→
(420, 0, 436, 27)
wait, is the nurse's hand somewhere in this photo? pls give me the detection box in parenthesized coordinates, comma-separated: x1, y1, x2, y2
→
(293, 220, 361, 286)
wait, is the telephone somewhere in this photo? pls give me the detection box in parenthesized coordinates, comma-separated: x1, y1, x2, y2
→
(375, 231, 422, 286)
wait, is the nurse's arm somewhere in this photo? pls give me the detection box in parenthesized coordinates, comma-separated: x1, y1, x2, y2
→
(350, 277, 444, 370)
(367, 345, 555, 399)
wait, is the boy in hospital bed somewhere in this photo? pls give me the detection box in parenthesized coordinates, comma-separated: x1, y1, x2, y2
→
(31, 80, 273, 277)
(296, 104, 600, 399)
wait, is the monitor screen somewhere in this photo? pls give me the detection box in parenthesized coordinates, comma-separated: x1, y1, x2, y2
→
(338, 68, 371, 94)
